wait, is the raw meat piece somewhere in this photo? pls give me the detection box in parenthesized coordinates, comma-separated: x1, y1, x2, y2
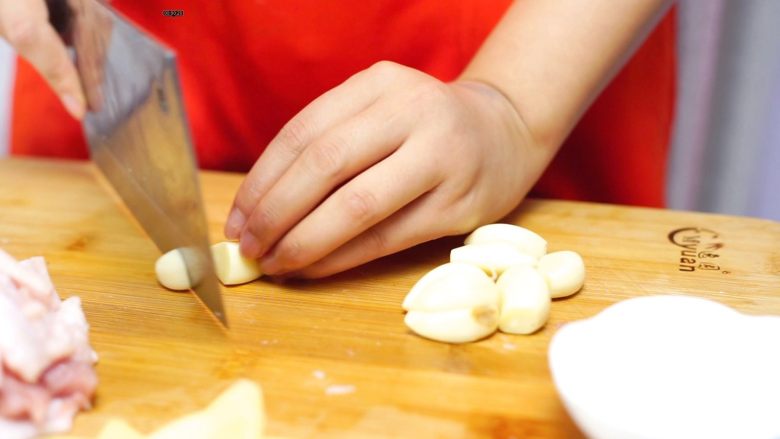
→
(0, 249, 98, 439)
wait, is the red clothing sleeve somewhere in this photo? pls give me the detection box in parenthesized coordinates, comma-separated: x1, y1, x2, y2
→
(11, 1, 675, 208)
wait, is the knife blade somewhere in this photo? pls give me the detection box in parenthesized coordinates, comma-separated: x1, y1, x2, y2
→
(49, 0, 228, 326)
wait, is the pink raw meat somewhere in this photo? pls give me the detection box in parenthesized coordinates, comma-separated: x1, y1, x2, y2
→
(0, 249, 97, 439)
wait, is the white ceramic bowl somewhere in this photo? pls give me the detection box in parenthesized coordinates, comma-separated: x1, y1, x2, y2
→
(548, 295, 780, 439)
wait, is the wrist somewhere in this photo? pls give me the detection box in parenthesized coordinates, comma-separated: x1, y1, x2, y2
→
(450, 79, 559, 188)
(452, 79, 559, 157)
(454, 75, 565, 155)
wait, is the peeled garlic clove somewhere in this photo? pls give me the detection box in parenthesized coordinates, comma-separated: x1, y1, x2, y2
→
(155, 248, 192, 291)
(404, 306, 499, 343)
(402, 262, 500, 312)
(537, 250, 585, 298)
(464, 223, 547, 259)
(211, 241, 262, 285)
(496, 265, 551, 334)
(450, 242, 536, 278)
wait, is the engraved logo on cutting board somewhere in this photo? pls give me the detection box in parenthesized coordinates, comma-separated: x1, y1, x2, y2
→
(668, 227, 728, 273)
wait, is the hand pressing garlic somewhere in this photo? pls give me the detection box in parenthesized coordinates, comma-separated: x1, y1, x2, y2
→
(450, 242, 536, 278)
(496, 265, 550, 334)
(536, 251, 585, 298)
(402, 262, 500, 343)
(464, 223, 547, 259)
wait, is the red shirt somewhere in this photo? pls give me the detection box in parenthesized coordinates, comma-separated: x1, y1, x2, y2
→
(11, 1, 676, 207)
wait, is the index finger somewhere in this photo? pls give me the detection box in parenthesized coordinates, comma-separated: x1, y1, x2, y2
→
(0, 0, 86, 119)
(224, 61, 402, 239)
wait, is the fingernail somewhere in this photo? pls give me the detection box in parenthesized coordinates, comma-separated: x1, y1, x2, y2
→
(239, 231, 262, 259)
(61, 94, 85, 120)
(224, 208, 246, 239)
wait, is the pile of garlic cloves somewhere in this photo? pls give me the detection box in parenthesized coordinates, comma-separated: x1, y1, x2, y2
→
(402, 224, 585, 343)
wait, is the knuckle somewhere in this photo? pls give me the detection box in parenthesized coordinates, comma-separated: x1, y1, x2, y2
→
(46, 55, 73, 87)
(276, 238, 304, 266)
(365, 228, 388, 253)
(275, 118, 311, 157)
(370, 60, 398, 74)
(5, 18, 39, 50)
(369, 60, 404, 82)
(233, 179, 260, 214)
(303, 137, 346, 180)
(343, 189, 378, 224)
(5, 19, 75, 90)
(239, 180, 263, 207)
(414, 82, 452, 106)
(246, 203, 277, 235)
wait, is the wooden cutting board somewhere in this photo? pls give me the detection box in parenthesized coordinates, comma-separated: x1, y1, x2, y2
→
(1, 157, 779, 438)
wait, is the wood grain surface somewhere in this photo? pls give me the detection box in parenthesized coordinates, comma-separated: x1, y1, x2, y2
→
(1, 157, 779, 438)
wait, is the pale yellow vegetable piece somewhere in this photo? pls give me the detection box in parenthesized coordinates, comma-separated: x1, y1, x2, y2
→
(96, 418, 146, 439)
(537, 250, 586, 298)
(48, 380, 266, 439)
(496, 265, 551, 334)
(402, 262, 500, 312)
(464, 223, 547, 259)
(155, 248, 191, 291)
(405, 305, 499, 343)
(450, 242, 536, 278)
(149, 379, 265, 439)
(211, 241, 263, 285)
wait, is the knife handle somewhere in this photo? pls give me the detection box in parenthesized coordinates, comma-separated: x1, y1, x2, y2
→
(46, 0, 74, 42)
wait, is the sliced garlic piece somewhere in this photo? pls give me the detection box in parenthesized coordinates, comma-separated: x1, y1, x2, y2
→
(211, 241, 263, 285)
(155, 248, 192, 291)
(537, 250, 585, 298)
(464, 223, 547, 259)
(404, 306, 499, 343)
(402, 262, 499, 312)
(450, 242, 536, 278)
(496, 265, 550, 334)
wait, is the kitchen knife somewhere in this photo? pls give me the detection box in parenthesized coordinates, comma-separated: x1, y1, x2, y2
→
(48, 0, 228, 326)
